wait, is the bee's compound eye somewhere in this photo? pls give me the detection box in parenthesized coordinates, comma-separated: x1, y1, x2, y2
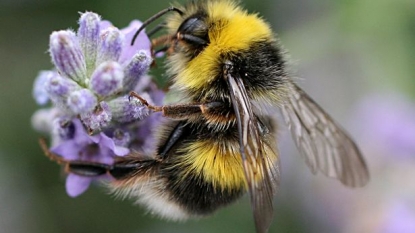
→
(177, 17, 208, 42)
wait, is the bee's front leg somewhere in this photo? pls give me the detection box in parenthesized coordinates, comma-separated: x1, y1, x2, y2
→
(129, 91, 230, 120)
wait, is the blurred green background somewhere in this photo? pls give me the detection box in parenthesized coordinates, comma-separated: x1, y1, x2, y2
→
(1, 0, 415, 232)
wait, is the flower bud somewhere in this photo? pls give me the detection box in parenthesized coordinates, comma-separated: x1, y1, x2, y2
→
(49, 30, 87, 84)
(96, 28, 123, 66)
(90, 61, 124, 97)
(80, 101, 112, 132)
(67, 89, 97, 114)
(123, 51, 152, 92)
(107, 95, 149, 123)
(33, 71, 53, 105)
(45, 73, 81, 109)
(78, 12, 100, 74)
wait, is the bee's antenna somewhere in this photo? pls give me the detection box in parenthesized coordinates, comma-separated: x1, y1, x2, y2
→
(131, 6, 183, 46)
(147, 22, 167, 37)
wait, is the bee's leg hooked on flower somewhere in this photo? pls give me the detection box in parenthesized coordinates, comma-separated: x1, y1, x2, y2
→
(39, 138, 66, 165)
(129, 91, 232, 121)
(129, 91, 163, 112)
(39, 137, 110, 176)
(39, 138, 156, 179)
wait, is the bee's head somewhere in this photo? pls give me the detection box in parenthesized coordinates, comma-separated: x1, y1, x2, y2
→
(131, 3, 211, 59)
(132, 1, 286, 103)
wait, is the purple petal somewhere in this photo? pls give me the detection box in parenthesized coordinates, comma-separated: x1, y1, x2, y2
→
(99, 20, 112, 31)
(51, 140, 80, 161)
(136, 112, 163, 153)
(132, 77, 164, 105)
(72, 119, 94, 146)
(119, 20, 151, 64)
(132, 74, 151, 93)
(94, 145, 114, 165)
(98, 132, 130, 156)
(66, 174, 92, 197)
(113, 145, 130, 156)
(147, 82, 165, 105)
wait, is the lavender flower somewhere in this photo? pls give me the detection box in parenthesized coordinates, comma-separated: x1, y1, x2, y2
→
(32, 12, 164, 197)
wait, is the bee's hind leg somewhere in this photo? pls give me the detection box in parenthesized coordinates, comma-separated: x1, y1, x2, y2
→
(39, 138, 157, 180)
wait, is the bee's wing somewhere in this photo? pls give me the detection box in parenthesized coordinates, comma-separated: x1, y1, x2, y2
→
(227, 72, 279, 233)
(281, 82, 369, 187)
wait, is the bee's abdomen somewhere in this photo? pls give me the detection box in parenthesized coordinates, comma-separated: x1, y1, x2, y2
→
(163, 164, 245, 215)
(159, 121, 246, 215)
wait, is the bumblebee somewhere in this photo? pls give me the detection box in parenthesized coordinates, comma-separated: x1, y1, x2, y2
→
(42, 1, 369, 232)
